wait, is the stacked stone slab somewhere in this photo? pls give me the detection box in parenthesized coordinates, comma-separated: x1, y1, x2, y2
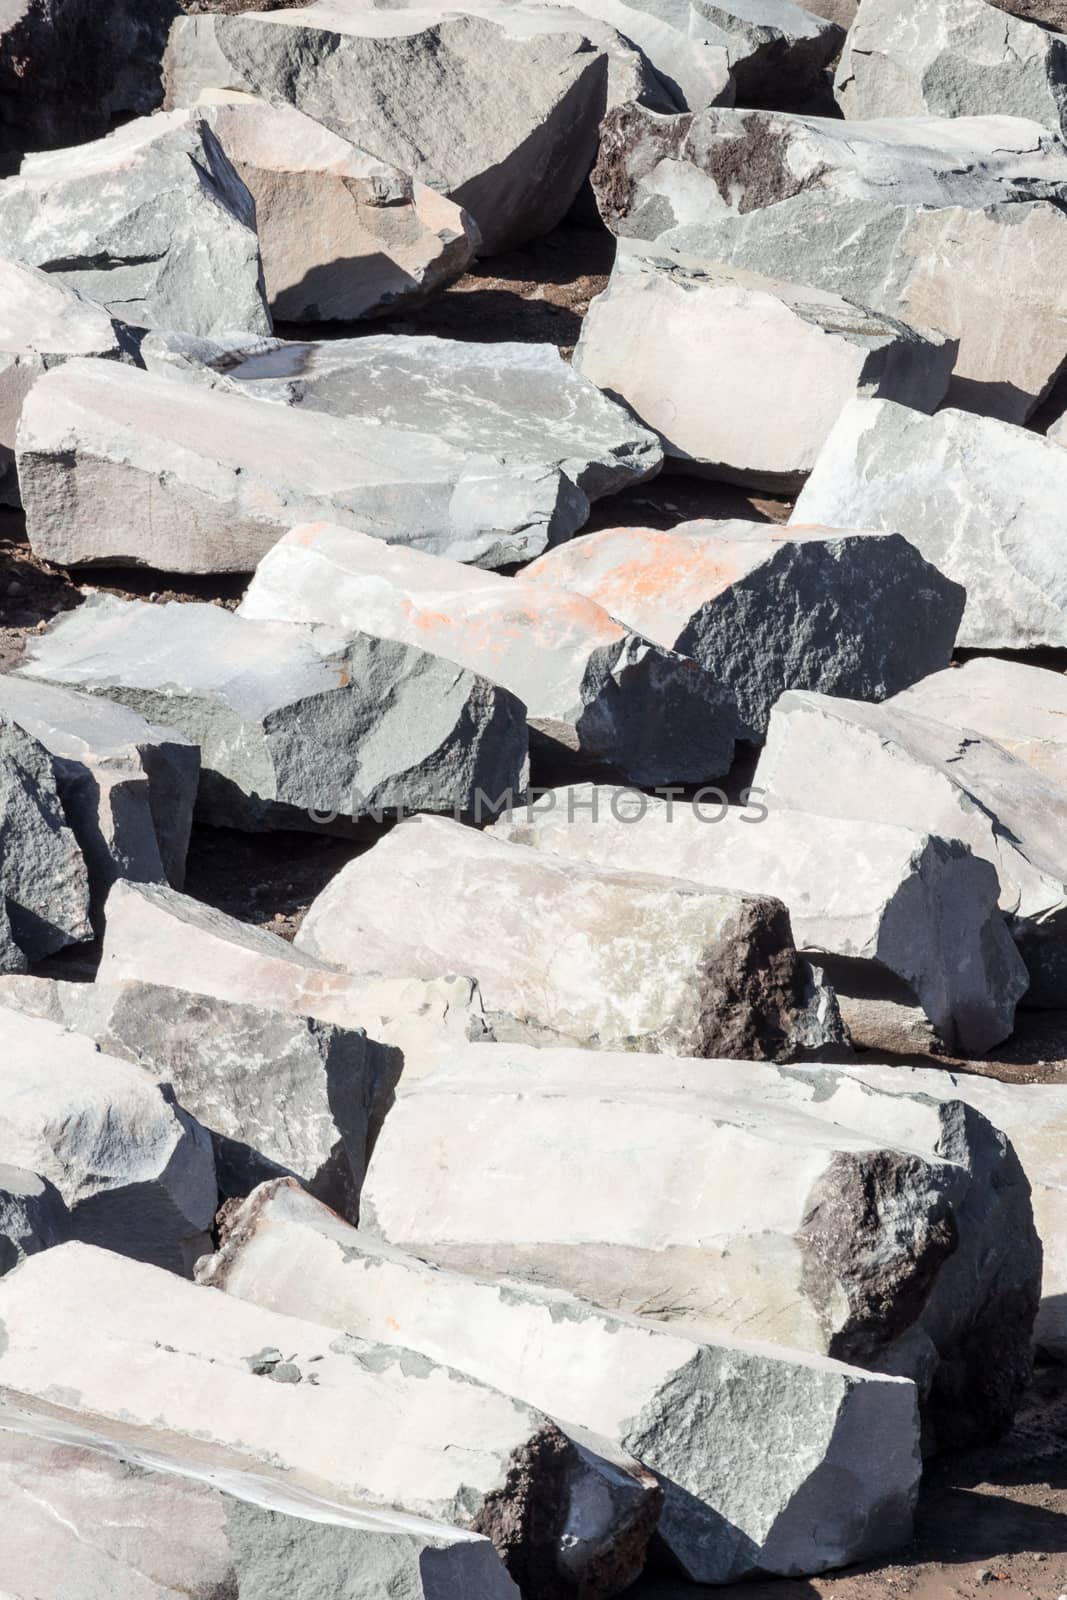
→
(891, 659, 1067, 789)
(0, 714, 91, 970)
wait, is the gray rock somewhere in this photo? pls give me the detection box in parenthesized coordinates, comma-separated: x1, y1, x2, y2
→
(0, 900, 27, 976)
(295, 813, 847, 1060)
(0, 111, 270, 335)
(16, 594, 529, 832)
(0, 1164, 69, 1275)
(793, 399, 1067, 649)
(690, 0, 844, 109)
(0, 713, 91, 964)
(891, 659, 1067, 790)
(988, 0, 1067, 20)
(800, 0, 856, 20)
(0, 1007, 216, 1273)
(523, 520, 964, 740)
(238, 522, 737, 785)
(361, 1043, 1042, 1449)
(540, 0, 735, 110)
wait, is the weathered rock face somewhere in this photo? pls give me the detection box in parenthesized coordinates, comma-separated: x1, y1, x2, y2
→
(200, 1178, 922, 1583)
(0, 713, 91, 967)
(296, 814, 846, 1060)
(0, 112, 270, 335)
(690, 0, 845, 109)
(891, 659, 1067, 790)
(572, 243, 955, 488)
(836, 0, 1067, 138)
(362, 1044, 1042, 1449)
(539, 0, 734, 111)
(163, 1, 618, 253)
(195, 91, 478, 320)
(794, 399, 1067, 649)
(17, 594, 528, 832)
(238, 522, 737, 785)
(0, 1008, 216, 1273)
(0, 1165, 69, 1275)
(592, 102, 1067, 421)
(0, 1401, 521, 1600)
(522, 521, 963, 740)
(490, 785, 1028, 1055)
(0, 1242, 663, 1597)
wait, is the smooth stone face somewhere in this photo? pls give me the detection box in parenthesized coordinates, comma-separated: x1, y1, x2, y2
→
(295, 813, 847, 1060)
(794, 399, 1067, 649)
(0, 111, 270, 336)
(238, 522, 737, 785)
(199, 1177, 922, 1583)
(360, 1043, 1042, 1449)
(689, 0, 844, 109)
(16, 594, 529, 832)
(0, 713, 92, 965)
(0, 1164, 69, 1276)
(522, 521, 964, 740)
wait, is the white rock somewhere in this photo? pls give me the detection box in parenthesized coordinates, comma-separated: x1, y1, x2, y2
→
(891, 659, 1067, 791)
(0, 714, 91, 966)
(0, 1165, 69, 1276)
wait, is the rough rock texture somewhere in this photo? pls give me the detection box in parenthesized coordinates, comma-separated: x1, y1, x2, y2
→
(200, 1178, 922, 1582)
(195, 91, 478, 320)
(794, 398, 1067, 649)
(238, 522, 737, 784)
(163, 0, 620, 253)
(755, 690, 1067, 1003)
(0, 1165, 69, 1275)
(891, 659, 1067, 790)
(0, 1402, 521, 1600)
(592, 102, 1067, 421)
(0, 713, 91, 966)
(690, 0, 845, 108)
(100, 879, 492, 1088)
(491, 785, 1027, 1055)
(17, 594, 528, 832)
(572, 243, 955, 488)
(836, 0, 1067, 138)
(539, 0, 734, 111)
(0, 112, 270, 335)
(0, 1007, 216, 1273)
(296, 814, 846, 1060)
(0, 1242, 662, 1597)
(0, 975, 387, 1221)
(362, 1044, 1042, 1449)
(523, 521, 964, 740)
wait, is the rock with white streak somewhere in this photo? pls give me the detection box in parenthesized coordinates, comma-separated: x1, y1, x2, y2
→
(0, 1243, 662, 1597)
(574, 244, 954, 487)
(296, 814, 846, 1060)
(0, 1008, 216, 1273)
(794, 399, 1067, 649)
(200, 1177, 922, 1582)
(592, 103, 1067, 421)
(361, 1043, 1042, 1448)
(0, 1166, 69, 1275)
(522, 521, 964, 739)
(17, 594, 528, 832)
(491, 785, 1027, 1054)
(0, 112, 270, 335)
(891, 659, 1067, 791)
(0, 714, 91, 966)
(239, 523, 736, 784)
(691, 0, 844, 109)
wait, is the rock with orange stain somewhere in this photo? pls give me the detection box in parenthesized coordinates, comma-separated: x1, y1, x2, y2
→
(523, 519, 963, 740)
(238, 522, 737, 785)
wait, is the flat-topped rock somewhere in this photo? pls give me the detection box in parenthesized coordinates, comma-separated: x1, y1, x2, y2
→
(0, 1165, 69, 1276)
(891, 660, 1067, 790)
(0, 714, 91, 968)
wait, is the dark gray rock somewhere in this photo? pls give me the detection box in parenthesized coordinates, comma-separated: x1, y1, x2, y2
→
(0, 1163, 69, 1275)
(0, 712, 91, 964)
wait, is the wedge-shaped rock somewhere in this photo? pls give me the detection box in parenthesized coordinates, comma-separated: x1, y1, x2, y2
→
(892, 659, 1067, 789)
(491, 785, 1027, 1054)
(0, 1401, 520, 1600)
(691, 0, 844, 108)
(794, 399, 1067, 648)
(0, 714, 91, 967)
(755, 690, 1067, 1002)
(541, 0, 734, 110)
(593, 103, 1067, 421)
(0, 975, 387, 1221)
(523, 521, 963, 739)
(163, 0, 617, 253)
(836, 0, 1067, 136)
(17, 594, 528, 831)
(0, 1166, 69, 1276)
(195, 92, 477, 321)
(239, 522, 736, 784)
(0, 111, 269, 335)
(296, 814, 846, 1059)
(362, 1043, 1042, 1448)
(201, 1177, 921, 1582)
(0, 1243, 662, 1596)
(100, 879, 491, 1086)
(0, 1008, 215, 1272)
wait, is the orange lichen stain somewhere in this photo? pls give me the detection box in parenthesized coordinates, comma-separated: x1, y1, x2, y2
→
(293, 521, 332, 547)
(411, 605, 459, 632)
(385, 1316, 401, 1332)
(337, 666, 351, 688)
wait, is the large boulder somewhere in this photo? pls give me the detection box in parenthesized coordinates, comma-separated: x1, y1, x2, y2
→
(0, 713, 91, 968)
(200, 1177, 922, 1583)
(295, 814, 846, 1060)
(793, 399, 1067, 649)
(690, 0, 844, 109)
(592, 103, 1067, 421)
(238, 522, 736, 784)
(538, 0, 734, 111)
(361, 1043, 1042, 1449)
(891, 659, 1067, 789)
(522, 521, 964, 740)
(0, 111, 270, 335)
(16, 594, 529, 832)
(0, 1007, 216, 1273)
(572, 242, 955, 489)
(0, 1242, 662, 1597)
(0, 1165, 69, 1275)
